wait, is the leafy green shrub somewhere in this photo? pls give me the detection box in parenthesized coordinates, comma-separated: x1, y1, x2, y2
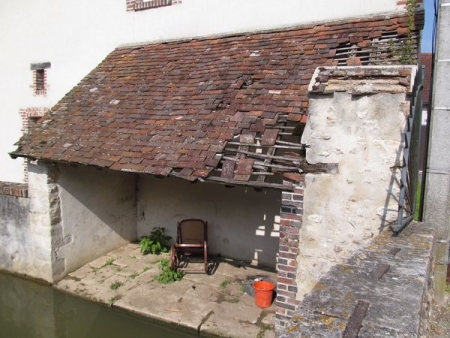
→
(156, 259, 184, 284)
(139, 227, 171, 255)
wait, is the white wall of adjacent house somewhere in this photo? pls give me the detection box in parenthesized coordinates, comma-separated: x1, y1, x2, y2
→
(137, 175, 282, 269)
(0, 0, 405, 183)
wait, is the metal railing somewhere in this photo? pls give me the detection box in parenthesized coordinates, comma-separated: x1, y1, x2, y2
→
(394, 65, 424, 233)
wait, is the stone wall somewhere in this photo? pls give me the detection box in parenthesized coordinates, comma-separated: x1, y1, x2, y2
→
(297, 66, 414, 299)
(1, 161, 138, 283)
(275, 65, 416, 331)
(281, 222, 435, 337)
(0, 164, 55, 282)
(56, 164, 137, 276)
(0, 184, 30, 277)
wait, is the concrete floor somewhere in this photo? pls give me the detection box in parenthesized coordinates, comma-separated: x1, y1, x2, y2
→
(55, 243, 277, 338)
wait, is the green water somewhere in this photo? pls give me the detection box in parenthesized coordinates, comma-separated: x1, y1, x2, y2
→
(0, 272, 198, 338)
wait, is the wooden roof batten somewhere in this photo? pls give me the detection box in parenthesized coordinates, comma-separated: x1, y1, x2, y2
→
(201, 111, 304, 191)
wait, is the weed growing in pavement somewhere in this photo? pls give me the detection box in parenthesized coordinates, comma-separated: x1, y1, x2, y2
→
(110, 281, 123, 290)
(156, 259, 184, 284)
(220, 278, 231, 289)
(104, 258, 115, 266)
(108, 295, 121, 307)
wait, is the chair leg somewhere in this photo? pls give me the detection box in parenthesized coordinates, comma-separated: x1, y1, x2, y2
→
(170, 246, 179, 271)
(204, 242, 208, 273)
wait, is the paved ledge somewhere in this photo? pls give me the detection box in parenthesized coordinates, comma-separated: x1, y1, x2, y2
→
(281, 222, 435, 337)
(0, 181, 28, 198)
(55, 243, 277, 338)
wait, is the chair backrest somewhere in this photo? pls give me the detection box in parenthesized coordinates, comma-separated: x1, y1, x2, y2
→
(178, 219, 207, 244)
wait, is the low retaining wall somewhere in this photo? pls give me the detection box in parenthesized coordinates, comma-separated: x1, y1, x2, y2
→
(280, 222, 435, 337)
(0, 182, 31, 276)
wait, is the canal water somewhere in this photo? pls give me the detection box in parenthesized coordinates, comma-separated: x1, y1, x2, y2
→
(0, 272, 199, 338)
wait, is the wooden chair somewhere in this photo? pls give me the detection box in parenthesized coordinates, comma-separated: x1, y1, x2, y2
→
(170, 219, 208, 273)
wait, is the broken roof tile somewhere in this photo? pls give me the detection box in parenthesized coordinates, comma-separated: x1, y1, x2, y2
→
(261, 129, 279, 146)
(221, 160, 235, 179)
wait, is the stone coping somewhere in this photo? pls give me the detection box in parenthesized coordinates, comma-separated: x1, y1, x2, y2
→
(281, 222, 435, 337)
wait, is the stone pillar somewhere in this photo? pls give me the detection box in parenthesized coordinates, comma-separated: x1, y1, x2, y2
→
(423, 0, 450, 304)
(275, 175, 304, 334)
(27, 160, 66, 283)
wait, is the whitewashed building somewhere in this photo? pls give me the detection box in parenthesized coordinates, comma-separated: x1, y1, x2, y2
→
(1, 0, 419, 183)
(0, 0, 424, 334)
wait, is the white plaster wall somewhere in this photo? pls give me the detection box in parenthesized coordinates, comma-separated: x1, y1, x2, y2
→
(0, 196, 31, 276)
(137, 176, 281, 269)
(298, 92, 407, 297)
(132, 0, 399, 43)
(57, 165, 137, 274)
(19, 162, 55, 281)
(0, 0, 404, 182)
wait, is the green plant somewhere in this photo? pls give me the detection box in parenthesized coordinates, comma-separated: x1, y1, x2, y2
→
(388, 0, 417, 65)
(156, 259, 184, 284)
(414, 180, 422, 221)
(108, 295, 120, 306)
(220, 278, 231, 290)
(128, 272, 138, 279)
(139, 227, 172, 255)
(104, 258, 115, 266)
(110, 281, 123, 290)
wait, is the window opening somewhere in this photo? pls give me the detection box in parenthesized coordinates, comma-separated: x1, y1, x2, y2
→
(30, 62, 51, 96)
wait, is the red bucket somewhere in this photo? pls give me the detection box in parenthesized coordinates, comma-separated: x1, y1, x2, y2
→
(253, 281, 275, 308)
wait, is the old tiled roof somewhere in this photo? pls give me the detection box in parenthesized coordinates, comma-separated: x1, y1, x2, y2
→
(12, 12, 422, 190)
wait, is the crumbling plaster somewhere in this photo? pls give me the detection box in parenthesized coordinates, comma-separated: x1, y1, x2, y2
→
(298, 91, 409, 297)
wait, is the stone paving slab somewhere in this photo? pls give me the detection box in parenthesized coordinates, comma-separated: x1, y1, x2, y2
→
(55, 243, 277, 337)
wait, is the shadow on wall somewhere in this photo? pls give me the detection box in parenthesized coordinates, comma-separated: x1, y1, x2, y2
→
(56, 165, 138, 267)
(137, 175, 281, 269)
(379, 132, 404, 233)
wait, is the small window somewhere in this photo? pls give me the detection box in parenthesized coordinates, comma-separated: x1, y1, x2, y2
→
(30, 62, 51, 95)
(35, 69, 45, 92)
(126, 0, 181, 12)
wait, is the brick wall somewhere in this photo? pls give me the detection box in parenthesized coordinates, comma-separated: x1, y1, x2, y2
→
(276, 175, 304, 333)
(19, 107, 49, 182)
(0, 182, 28, 198)
(30, 69, 49, 96)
